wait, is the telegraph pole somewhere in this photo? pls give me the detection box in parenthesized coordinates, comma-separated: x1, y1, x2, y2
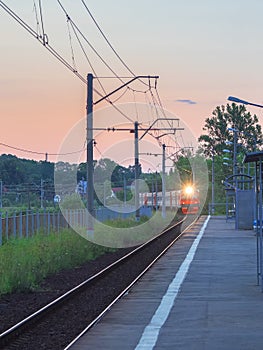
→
(134, 121, 140, 221)
(162, 144, 166, 218)
(87, 73, 94, 236)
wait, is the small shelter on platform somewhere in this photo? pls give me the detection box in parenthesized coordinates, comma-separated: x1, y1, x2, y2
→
(223, 174, 254, 229)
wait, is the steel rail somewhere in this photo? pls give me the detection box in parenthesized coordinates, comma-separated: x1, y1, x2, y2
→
(64, 216, 197, 349)
(0, 216, 192, 347)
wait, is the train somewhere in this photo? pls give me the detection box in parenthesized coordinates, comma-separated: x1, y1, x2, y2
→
(179, 185, 200, 214)
(140, 184, 200, 215)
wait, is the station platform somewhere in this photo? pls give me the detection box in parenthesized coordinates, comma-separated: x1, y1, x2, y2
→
(69, 216, 263, 350)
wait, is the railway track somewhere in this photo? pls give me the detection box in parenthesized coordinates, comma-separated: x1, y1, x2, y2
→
(0, 216, 196, 350)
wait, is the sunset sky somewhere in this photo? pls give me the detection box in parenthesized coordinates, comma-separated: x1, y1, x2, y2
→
(1, 0, 263, 169)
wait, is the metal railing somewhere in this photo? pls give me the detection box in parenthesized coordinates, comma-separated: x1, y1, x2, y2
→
(208, 202, 235, 219)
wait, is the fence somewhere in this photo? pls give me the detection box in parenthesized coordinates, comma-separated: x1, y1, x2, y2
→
(0, 206, 153, 246)
(0, 210, 70, 245)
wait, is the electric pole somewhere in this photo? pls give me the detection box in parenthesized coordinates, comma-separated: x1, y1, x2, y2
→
(134, 121, 140, 221)
(162, 144, 166, 218)
(87, 73, 94, 236)
(86, 73, 159, 231)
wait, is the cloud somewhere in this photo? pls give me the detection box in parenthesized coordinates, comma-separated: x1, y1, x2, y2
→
(175, 99, 197, 105)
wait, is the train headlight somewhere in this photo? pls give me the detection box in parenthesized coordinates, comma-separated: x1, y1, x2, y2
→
(184, 185, 194, 195)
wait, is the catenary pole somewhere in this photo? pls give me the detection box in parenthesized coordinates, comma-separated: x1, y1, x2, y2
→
(87, 73, 94, 236)
(87, 74, 159, 227)
(134, 121, 140, 221)
(162, 144, 166, 218)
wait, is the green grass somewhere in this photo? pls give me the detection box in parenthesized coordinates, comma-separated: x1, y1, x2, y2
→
(0, 211, 181, 296)
(103, 215, 150, 228)
(78, 211, 182, 248)
(0, 229, 114, 296)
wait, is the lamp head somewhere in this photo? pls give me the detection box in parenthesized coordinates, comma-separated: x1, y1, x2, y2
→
(228, 96, 248, 105)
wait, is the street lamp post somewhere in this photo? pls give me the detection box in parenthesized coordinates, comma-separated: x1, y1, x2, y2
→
(224, 128, 239, 228)
(228, 96, 263, 109)
(211, 152, 215, 215)
(228, 128, 238, 189)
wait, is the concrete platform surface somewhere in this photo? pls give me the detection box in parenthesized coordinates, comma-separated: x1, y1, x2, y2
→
(69, 216, 263, 350)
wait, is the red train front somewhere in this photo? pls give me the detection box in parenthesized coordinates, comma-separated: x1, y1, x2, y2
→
(180, 185, 200, 214)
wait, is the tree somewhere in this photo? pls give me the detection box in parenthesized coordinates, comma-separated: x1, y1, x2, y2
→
(93, 158, 118, 184)
(174, 156, 192, 185)
(198, 103, 263, 157)
(0, 154, 26, 184)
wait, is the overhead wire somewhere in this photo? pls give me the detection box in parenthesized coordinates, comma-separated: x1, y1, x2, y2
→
(57, 1, 140, 123)
(58, 0, 155, 95)
(44, 1, 160, 126)
(110, 88, 129, 104)
(133, 90, 139, 122)
(144, 86, 185, 149)
(127, 86, 151, 94)
(80, 0, 135, 76)
(56, 0, 125, 85)
(151, 88, 191, 158)
(94, 143, 103, 158)
(38, 0, 46, 44)
(66, 15, 78, 72)
(0, 142, 86, 157)
(0, 1, 103, 101)
(1, 0, 163, 109)
(148, 85, 161, 122)
(68, 18, 106, 95)
(148, 83, 184, 147)
(0, 1, 88, 84)
(1, 1, 182, 153)
(68, 15, 134, 122)
(68, 15, 128, 107)
(69, 42, 137, 123)
(80, 0, 149, 87)
(32, 0, 40, 37)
